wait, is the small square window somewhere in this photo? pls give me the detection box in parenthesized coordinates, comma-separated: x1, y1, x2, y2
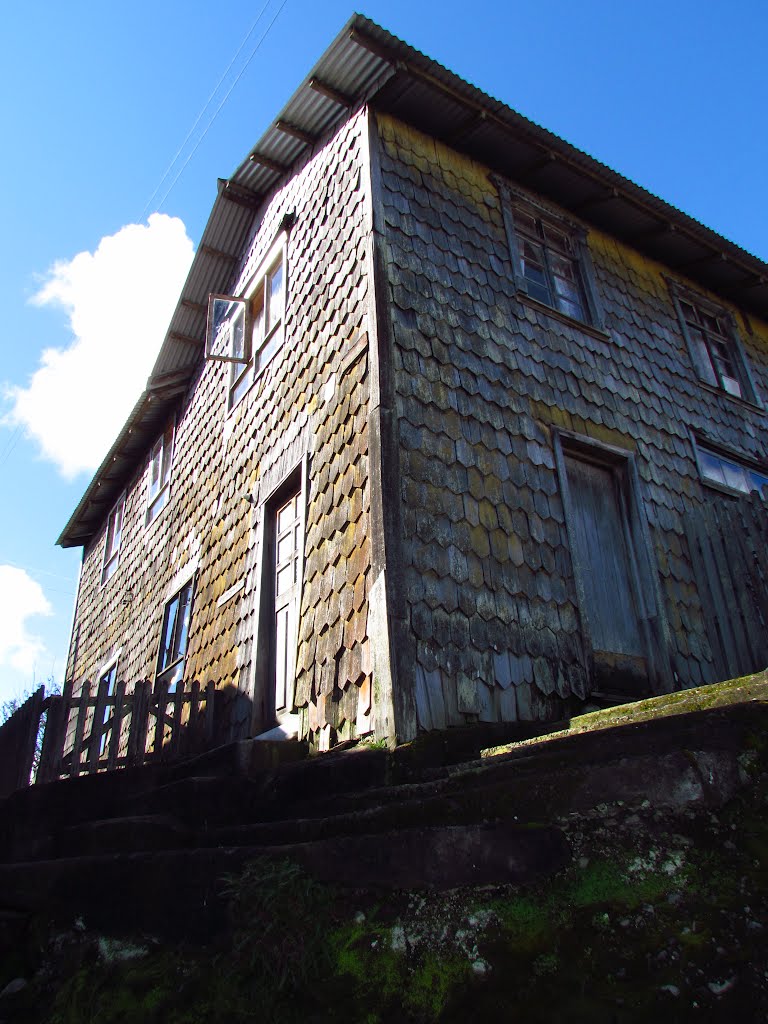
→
(500, 188, 602, 328)
(695, 439, 768, 496)
(101, 493, 126, 584)
(672, 287, 758, 403)
(156, 578, 195, 691)
(147, 421, 175, 525)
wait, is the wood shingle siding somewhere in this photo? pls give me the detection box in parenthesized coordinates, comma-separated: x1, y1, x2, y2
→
(67, 109, 375, 748)
(58, 28, 768, 753)
(375, 113, 768, 728)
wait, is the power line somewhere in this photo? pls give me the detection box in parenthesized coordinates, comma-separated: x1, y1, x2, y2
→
(0, 424, 23, 470)
(140, 0, 273, 221)
(149, 0, 291, 216)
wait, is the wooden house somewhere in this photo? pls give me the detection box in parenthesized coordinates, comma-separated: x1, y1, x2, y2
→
(57, 16, 768, 752)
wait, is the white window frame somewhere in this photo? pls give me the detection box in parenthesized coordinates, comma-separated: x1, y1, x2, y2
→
(156, 576, 195, 692)
(693, 436, 768, 498)
(146, 420, 175, 526)
(94, 650, 120, 757)
(205, 231, 288, 411)
(101, 491, 126, 585)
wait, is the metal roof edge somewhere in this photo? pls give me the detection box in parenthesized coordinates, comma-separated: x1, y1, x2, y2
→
(57, 13, 768, 549)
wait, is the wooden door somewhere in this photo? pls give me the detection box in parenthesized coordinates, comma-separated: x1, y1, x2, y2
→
(564, 454, 646, 668)
(273, 490, 302, 714)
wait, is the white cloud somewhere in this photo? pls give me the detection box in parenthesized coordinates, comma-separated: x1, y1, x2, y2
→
(0, 565, 52, 676)
(5, 214, 195, 479)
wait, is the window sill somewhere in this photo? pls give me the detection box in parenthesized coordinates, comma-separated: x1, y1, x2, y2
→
(701, 478, 766, 501)
(517, 293, 610, 342)
(697, 380, 764, 414)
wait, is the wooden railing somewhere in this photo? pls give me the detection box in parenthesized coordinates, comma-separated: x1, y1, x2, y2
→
(0, 679, 217, 795)
(0, 687, 45, 798)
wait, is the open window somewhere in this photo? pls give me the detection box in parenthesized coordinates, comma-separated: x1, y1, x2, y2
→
(205, 232, 287, 410)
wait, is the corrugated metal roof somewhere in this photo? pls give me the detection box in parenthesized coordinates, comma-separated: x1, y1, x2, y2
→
(58, 13, 768, 548)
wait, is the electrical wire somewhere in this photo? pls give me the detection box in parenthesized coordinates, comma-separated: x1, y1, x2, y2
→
(0, 424, 23, 470)
(140, 0, 273, 221)
(149, 0, 291, 216)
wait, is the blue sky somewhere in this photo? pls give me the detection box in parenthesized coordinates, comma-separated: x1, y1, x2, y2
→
(1, 0, 766, 703)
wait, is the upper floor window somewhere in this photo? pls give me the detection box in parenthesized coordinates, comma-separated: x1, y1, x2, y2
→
(206, 233, 287, 410)
(156, 577, 194, 691)
(101, 492, 126, 584)
(147, 421, 175, 525)
(671, 286, 758, 404)
(499, 185, 603, 329)
(695, 439, 768, 497)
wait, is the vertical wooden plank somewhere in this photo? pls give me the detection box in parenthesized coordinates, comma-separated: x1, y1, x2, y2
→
(127, 681, 148, 766)
(719, 501, 768, 668)
(186, 680, 201, 756)
(107, 679, 127, 770)
(204, 681, 216, 746)
(87, 677, 110, 774)
(170, 684, 185, 759)
(152, 678, 169, 763)
(38, 695, 65, 783)
(705, 501, 753, 674)
(69, 680, 91, 778)
(684, 514, 731, 680)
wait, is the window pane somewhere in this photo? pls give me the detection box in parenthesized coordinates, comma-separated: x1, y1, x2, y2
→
(230, 367, 251, 407)
(722, 461, 748, 492)
(161, 426, 174, 488)
(266, 261, 284, 333)
(698, 444, 768, 495)
(231, 308, 246, 361)
(276, 563, 294, 596)
(149, 439, 163, 500)
(699, 450, 727, 486)
(688, 331, 718, 387)
(519, 239, 551, 304)
(277, 496, 297, 532)
(251, 290, 264, 336)
(515, 211, 538, 236)
(680, 301, 697, 323)
(748, 469, 768, 494)
(159, 596, 179, 672)
(173, 583, 193, 663)
(542, 223, 570, 252)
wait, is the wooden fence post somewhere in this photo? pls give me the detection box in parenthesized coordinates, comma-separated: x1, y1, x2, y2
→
(106, 679, 127, 770)
(0, 687, 44, 797)
(69, 680, 92, 778)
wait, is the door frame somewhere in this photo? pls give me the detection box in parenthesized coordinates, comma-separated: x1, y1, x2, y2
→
(249, 453, 308, 734)
(554, 429, 671, 696)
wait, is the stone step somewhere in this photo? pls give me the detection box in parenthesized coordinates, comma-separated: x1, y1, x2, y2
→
(0, 822, 571, 939)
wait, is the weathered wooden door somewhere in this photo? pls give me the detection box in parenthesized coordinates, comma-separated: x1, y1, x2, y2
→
(273, 490, 302, 714)
(564, 453, 648, 690)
